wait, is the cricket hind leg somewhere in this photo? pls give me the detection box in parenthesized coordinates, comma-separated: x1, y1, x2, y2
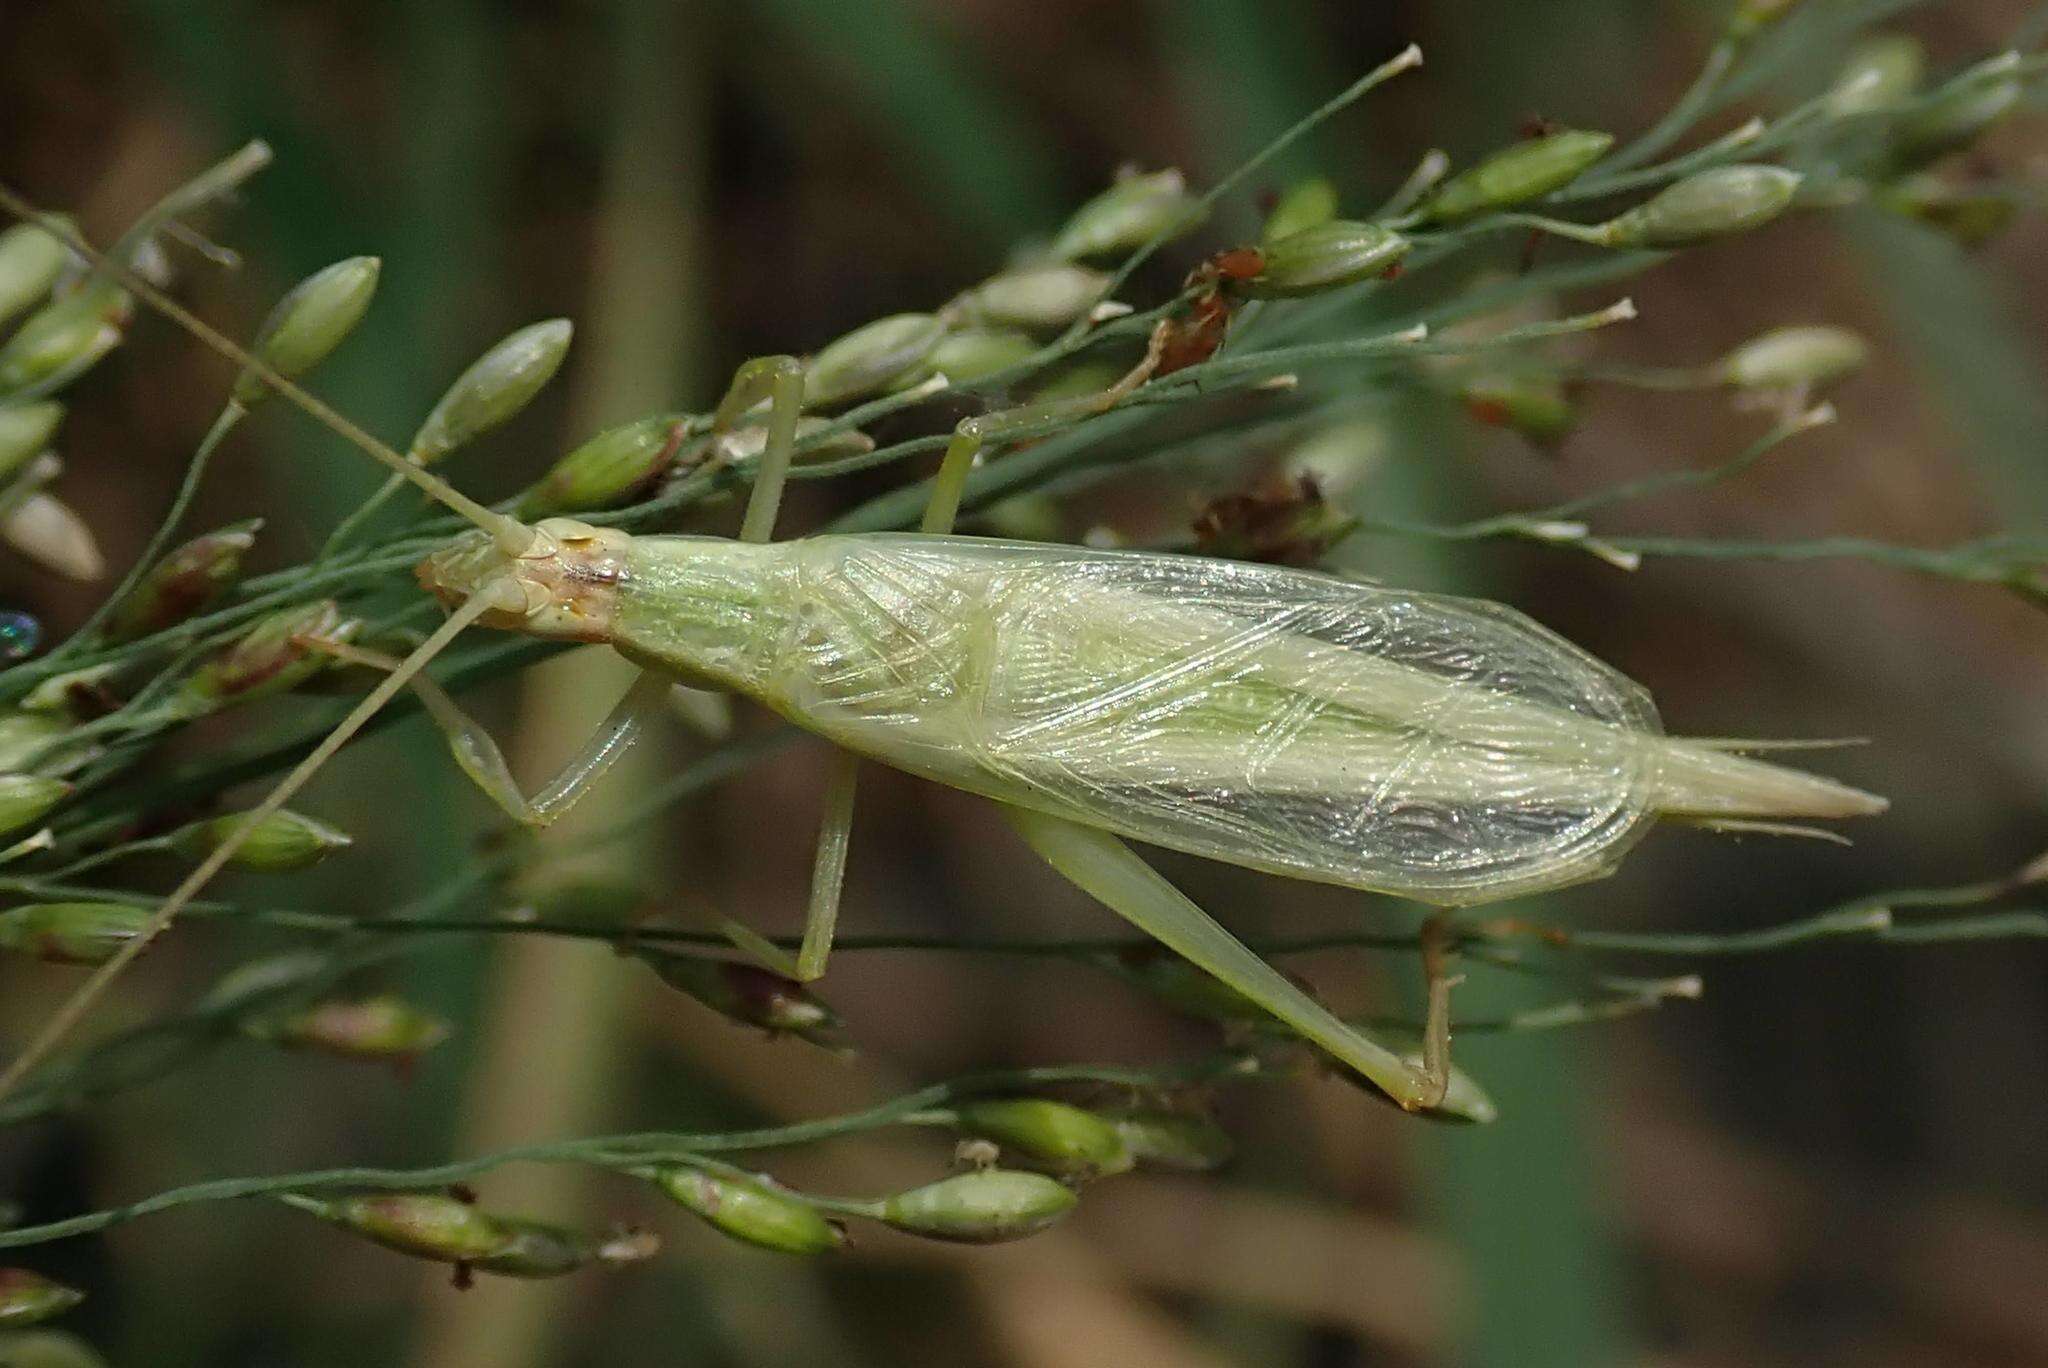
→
(1002, 802, 1461, 1114)
(1414, 911, 1461, 1110)
(306, 636, 673, 828)
(795, 748, 859, 980)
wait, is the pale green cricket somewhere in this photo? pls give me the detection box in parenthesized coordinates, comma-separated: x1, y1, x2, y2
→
(0, 213, 1884, 1120)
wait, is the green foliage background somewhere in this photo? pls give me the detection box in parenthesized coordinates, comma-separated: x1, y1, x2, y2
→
(3, 2, 2047, 1366)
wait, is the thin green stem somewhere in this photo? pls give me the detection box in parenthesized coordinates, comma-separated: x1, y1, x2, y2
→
(1081, 44, 1423, 325)
(0, 1055, 1251, 1249)
(51, 403, 247, 663)
(1600, 39, 1738, 176)
(319, 470, 409, 557)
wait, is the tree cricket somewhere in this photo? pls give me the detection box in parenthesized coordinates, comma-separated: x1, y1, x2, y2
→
(0, 160, 1884, 1118)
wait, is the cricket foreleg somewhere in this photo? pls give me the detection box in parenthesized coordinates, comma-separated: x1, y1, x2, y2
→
(1002, 804, 1451, 1112)
(715, 354, 862, 980)
(709, 355, 806, 545)
(309, 638, 672, 827)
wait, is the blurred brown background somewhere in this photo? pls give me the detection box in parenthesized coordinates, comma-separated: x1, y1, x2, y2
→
(3, 1, 2047, 1365)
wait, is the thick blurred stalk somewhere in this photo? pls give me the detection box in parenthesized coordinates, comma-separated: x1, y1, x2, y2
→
(1152, 0, 1343, 241)
(1851, 214, 2048, 521)
(1364, 401, 1632, 1368)
(751, 0, 1064, 248)
(404, 3, 706, 1365)
(1384, 1, 1646, 1353)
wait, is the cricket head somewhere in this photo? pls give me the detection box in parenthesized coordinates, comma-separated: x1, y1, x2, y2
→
(416, 517, 632, 642)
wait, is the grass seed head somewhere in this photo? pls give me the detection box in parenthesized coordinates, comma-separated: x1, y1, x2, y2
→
(0, 774, 69, 836)
(0, 901, 150, 966)
(0, 217, 74, 328)
(233, 257, 380, 406)
(1049, 168, 1201, 262)
(1599, 165, 1801, 248)
(0, 402, 62, 483)
(877, 1169, 1079, 1244)
(945, 1099, 1134, 1178)
(805, 313, 947, 408)
(1420, 129, 1615, 222)
(648, 1167, 848, 1255)
(408, 318, 573, 465)
(0, 1269, 85, 1329)
(105, 519, 261, 643)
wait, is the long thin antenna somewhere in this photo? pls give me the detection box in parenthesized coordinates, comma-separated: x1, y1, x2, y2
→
(0, 153, 538, 1100)
(0, 173, 531, 554)
(0, 586, 511, 1102)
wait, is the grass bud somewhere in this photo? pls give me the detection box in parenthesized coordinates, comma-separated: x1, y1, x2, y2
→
(1460, 371, 1576, 446)
(1829, 34, 1923, 115)
(105, 519, 261, 643)
(877, 1169, 1078, 1244)
(469, 1218, 635, 1278)
(179, 808, 352, 871)
(193, 951, 331, 1016)
(1421, 129, 1615, 222)
(177, 600, 356, 707)
(0, 901, 150, 965)
(978, 493, 1065, 542)
(0, 1330, 108, 1368)
(0, 402, 63, 483)
(1726, 0, 1798, 41)
(0, 217, 74, 327)
(804, 314, 946, 408)
(517, 415, 681, 518)
(909, 328, 1039, 387)
(1237, 222, 1408, 298)
(19, 660, 113, 716)
(1717, 325, 1867, 391)
(253, 994, 448, 1062)
(408, 319, 573, 465)
(1597, 165, 1801, 248)
(3, 491, 104, 583)
(1262, 177, 1340, 245)
(0, 774, 70, 836)
(0, 1269, 84, 1328)
(954, 263, 1111, 329)
(0, 712, 67, 770)
(1888, 72, 2022, 169)
(647, 1166, 848, 1255)
(0, 285, 128, 396)
(943, 1099, 1133, 1178)
(232, 257, 380, 406)
(1049, 168, 1201, 262)
(1880, 175, 2016, 248)
(289, 1192, 512, 1264)
(1103, 1109, 1234, 1172)
(640, 953, 849, 1051)
(706, 415, 874, 469)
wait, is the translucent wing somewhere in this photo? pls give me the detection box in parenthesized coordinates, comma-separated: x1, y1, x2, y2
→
(778, 536, 1661, 904)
